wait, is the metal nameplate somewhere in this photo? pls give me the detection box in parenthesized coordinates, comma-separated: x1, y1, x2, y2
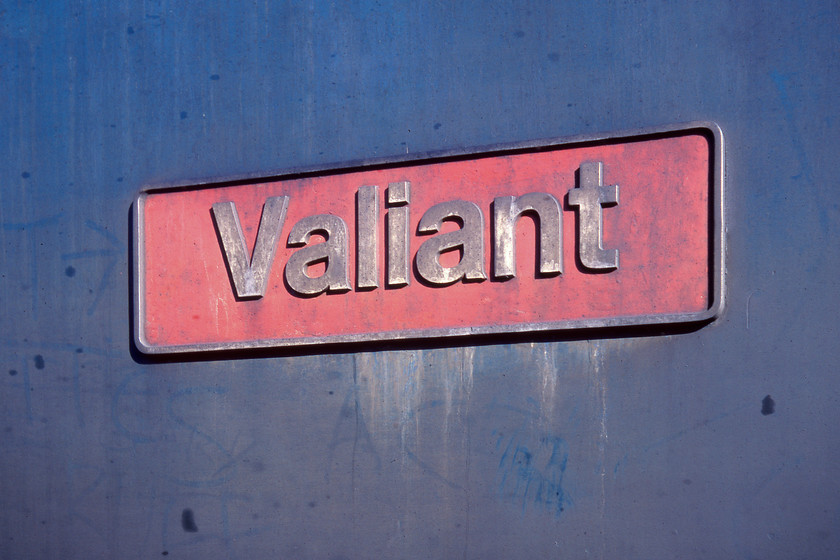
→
(133, 122, 724, 354)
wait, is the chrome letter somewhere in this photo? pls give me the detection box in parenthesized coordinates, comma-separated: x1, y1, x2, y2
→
(493, 192, 562, 279)
(285, 215, 352, 295)
(212, 196, 289, 299)
(568, 162, 619, 270)
(415, 200, 487, 285)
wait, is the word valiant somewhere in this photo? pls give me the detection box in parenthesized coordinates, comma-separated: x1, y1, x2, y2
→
(212, 162, 619, 299)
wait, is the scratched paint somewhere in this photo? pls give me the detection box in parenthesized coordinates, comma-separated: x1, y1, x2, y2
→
(3, 1, 840, 559)
(353, 349, 476, 482)
(495, 430, 569, 517)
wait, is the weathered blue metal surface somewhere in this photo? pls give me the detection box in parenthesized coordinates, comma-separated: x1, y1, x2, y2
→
(1, 1, 838, 558)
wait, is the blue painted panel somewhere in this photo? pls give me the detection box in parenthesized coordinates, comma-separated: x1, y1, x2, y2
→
(1, 1, 839, 558)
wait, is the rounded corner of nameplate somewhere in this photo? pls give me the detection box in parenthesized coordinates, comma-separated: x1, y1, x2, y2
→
(134, 190, 151, 212)
(690, 121, 725, 150)
(133, 329, 159, 355)
(692, 297, 725, 326)
(709, 293, 726, 321)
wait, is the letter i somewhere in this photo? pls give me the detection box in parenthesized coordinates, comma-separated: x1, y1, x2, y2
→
(386, 181, 410, 287)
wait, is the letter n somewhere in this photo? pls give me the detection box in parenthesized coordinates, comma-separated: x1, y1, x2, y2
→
(493, 192, 562, 279)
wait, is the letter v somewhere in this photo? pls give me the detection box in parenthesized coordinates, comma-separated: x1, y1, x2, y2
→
(211, 196, 289, 298)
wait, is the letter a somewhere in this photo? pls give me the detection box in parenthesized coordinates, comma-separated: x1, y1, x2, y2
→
(415, 200, 487, 284)
(285, 215, 352, 296)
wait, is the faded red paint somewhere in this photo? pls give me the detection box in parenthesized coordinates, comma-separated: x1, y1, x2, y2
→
(138, 132, 711, 350)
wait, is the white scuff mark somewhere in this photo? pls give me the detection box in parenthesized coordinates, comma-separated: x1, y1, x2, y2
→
(442, 351, 454, 433)
(457, 346, 474, 560)
(537, 343, 557, 431)
(215, 296, 230, 336)
(354, 352, 379, 434)
(461, 346, 474, 397)
(354, 350, 423, 466)
(456, 346, 475, 409)
(590, 341, 608, 560)
(398, 350, 422, 468)
(434, 347, 475, 487)
(438, 347, 475, 442)
(746, 289, 760, 329)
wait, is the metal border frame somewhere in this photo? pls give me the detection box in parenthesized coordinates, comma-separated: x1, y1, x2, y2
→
(133, 121, 725, 355)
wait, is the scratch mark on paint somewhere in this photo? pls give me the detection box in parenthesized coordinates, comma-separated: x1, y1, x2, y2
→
(161, 492, 271, 557)
(642, 404, 749, 453)
(61, 220, 125, 316)
(73, 350, 84, 427)
(2, 212, 63, 320)
(66, 462, 108, 540)
(404, 446, 464, 490)
(401, 399, 465, 490)
(746, 289, 760, 329)
(325, 361, 382, 501)
(22, 358, 33, 422)
(536, 344, 558, 432)
(489, 399, 569, 518)
(0, 338, 115, 357)
(167, 386, 238, 488)
(111, 370, 158, 444)
(496, 430, 568, 518)
(770, 71, 813, 185)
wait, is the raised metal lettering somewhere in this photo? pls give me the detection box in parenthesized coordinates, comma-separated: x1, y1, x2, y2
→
(356, 185, 379, 289)
(493, 192, 562, 279)
(568, 162, 619, 270)
(285, 215, 351, 295)
(415, 200, 487, 285)
(386, 181, 410, 287)
(211, 196, 289, 299)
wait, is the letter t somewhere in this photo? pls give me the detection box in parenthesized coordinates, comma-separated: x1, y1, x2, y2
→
(567, 161, 619, 270)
